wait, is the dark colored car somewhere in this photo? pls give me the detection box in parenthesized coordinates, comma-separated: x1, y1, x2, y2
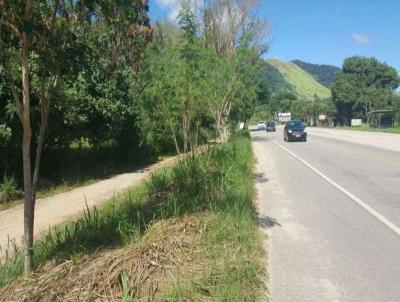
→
(266, 122, 276, 132)
(284, 120, 307, 142)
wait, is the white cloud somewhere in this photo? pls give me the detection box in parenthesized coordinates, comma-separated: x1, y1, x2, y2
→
(155, 0, 202, 20)
(353, 33, 371, 45)
(155, 0, 180, 19)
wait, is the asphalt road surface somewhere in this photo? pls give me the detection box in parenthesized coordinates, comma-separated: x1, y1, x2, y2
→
(252, 129, 400, 302)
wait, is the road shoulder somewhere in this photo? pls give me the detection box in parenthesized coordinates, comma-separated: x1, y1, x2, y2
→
(307, 127, 400, 152)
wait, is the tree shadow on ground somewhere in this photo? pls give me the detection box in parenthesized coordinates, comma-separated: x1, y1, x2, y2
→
(258, 214, 281, 229)
(253, 172, 269, 183)
(250, 135, 272, 142)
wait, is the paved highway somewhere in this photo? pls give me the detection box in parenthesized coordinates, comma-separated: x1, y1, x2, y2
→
(252, 129, 400, 302)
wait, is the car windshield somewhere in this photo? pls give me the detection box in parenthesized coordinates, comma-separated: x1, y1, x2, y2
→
(288, 121, 303, 128)
(267, 122, 275, 126)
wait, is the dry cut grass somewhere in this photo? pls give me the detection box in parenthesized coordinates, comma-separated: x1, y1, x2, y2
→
(0, 215, 202, 302)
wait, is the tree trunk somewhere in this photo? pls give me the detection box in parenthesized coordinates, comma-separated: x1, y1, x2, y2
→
(219, 116, 228, 143)
(169, 120, 180, 155)
(182, 114, 189, 153)
(21, 32, 34, 277)
(194, 122, 199, 152)
(159, 97, 180, 154)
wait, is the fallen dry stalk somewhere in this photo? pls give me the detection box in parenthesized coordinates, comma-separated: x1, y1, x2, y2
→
(0, 216, 200, 302)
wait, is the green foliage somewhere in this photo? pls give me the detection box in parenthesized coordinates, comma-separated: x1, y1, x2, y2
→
(292, 60, 341, 87)
(250, 105, 272, 124)
(332, 56, 400, 125)
(0, 133, 265, 301)
(0, 175, 21, 204)
(258, 60, 294, 97)
(291, 97, 336, 125)
(0, 124, 11, 143)
(162, 132, 266, 301)
(0, 0, 152, 188)
(266, 59, 331, 100)
(140, 8, 263, 150)
(253, 59, 333, 121)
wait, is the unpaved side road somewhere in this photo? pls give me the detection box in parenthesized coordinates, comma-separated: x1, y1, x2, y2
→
(0, 157, 176, 259)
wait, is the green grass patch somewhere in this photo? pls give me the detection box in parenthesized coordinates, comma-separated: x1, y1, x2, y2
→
(0, 132, 267, 301)
(323, 125, 400, 134)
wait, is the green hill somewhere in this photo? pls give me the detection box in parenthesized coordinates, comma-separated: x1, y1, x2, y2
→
(265, 59, 331, 100)
(292, 60, 340, 87)
(259, 60, 292, 95)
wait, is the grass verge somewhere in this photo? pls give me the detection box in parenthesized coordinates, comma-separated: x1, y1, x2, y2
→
(0, 131, 267, 301)
(325, 125, 400, 134)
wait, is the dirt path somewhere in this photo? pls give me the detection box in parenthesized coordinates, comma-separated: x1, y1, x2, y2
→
(0, 157, 177, 260)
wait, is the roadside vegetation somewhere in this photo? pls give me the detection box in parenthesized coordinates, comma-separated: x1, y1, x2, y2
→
(253, 56, 400, 128)
(0, 0, 269, 276)
(0, 0, 268, 294)
(0, 132, 267, 301)
(330, 125, 400, 134)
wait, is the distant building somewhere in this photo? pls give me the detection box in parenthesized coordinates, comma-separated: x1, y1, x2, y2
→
(277, 112, 292, 123)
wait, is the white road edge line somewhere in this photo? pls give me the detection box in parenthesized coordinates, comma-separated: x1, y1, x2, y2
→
(271, 139, 400, 237)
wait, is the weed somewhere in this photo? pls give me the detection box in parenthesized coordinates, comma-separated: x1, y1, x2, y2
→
(0, 132, 267, 301)
(0, 175, 21, 204)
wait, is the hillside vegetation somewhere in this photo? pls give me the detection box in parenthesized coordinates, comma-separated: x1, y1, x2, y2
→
(259, 60, 293, 95)
(266, 59, 331, 100)
(292, 60, 340, 87)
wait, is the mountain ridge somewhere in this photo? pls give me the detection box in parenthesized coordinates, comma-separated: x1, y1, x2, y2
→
(264, 59, 331, 100)
(291, 60, 341, 87)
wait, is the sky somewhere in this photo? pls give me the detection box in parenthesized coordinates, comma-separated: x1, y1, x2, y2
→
(149, 0, 400, 71)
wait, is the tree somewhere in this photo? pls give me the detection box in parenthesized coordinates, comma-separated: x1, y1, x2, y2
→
(331, 56, 400, 125)
(291, 97, 336, 126)
(140, 2, 269, 152)
(201, 0, 268, 140)
(140, 8, 210, 153)
(0, 0, 150, 276)
(140, 40, 184, 154)
(177, 6, 205, 152)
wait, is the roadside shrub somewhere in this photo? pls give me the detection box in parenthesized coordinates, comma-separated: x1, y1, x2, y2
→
(0, 175, 21, 204)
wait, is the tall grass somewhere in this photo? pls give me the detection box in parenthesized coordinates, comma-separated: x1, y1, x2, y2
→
(161, 131, 266, 301)
(0, 132, 266, 300)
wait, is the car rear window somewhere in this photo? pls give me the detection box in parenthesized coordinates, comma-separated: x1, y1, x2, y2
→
(288, 121, 303, 128)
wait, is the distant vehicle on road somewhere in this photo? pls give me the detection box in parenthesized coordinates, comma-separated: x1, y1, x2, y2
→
(257, 121, 266, 130)
(284, 120, 307, 142)
(266, 121, 276, 132)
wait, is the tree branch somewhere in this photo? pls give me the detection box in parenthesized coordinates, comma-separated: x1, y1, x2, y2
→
(1, 20, 21, 38)
(9, 82, 23, 122)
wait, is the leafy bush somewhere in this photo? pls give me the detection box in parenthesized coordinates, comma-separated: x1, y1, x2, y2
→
(0, 175, 21, 204)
